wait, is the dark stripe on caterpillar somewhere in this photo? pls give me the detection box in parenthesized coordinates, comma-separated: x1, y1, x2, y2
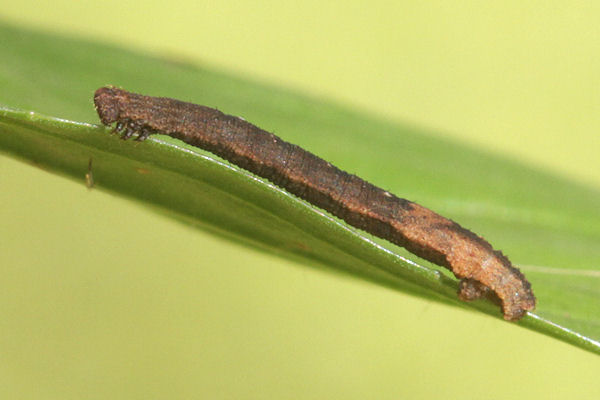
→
(94, 86, 536, 320)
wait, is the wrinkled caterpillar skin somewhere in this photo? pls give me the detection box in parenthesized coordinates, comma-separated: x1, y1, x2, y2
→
(94, 86, 536, 320)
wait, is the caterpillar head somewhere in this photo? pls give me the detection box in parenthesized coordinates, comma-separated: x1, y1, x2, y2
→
(94, 86, 126, 125)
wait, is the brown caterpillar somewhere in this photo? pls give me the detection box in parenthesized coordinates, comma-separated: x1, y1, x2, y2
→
(94, 86, 536, 320)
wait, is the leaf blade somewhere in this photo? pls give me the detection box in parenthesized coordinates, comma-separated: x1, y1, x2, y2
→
(1, 22, 599, 354)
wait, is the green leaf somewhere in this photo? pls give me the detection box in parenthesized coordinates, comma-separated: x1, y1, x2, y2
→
(1, 22, 599, 355)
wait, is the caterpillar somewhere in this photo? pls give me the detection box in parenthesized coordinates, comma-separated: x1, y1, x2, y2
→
(94, 86, 535, 320)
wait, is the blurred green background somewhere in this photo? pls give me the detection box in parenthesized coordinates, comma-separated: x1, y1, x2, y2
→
(1, 1, 599, 399)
